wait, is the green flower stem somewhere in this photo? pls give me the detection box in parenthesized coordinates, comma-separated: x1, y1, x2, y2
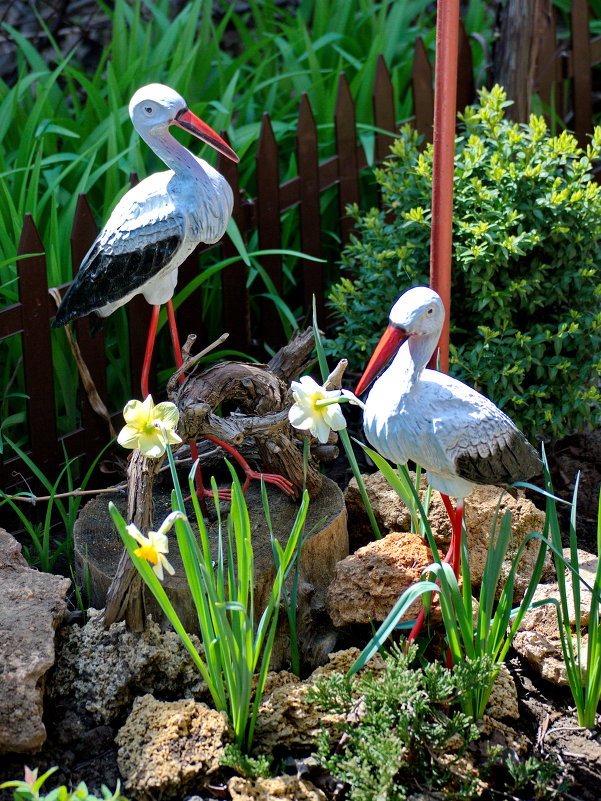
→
(338, 427, 381, 539)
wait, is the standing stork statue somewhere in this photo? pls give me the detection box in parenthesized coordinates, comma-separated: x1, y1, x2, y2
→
(54, 83, 293, 498)
(355, 286, 541, 635)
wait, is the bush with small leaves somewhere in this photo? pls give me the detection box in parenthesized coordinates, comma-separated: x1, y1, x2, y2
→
(329, 85, 601, 440)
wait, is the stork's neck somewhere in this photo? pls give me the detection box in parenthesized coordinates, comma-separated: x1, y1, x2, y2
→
(139, 126, 206, 178)
(390, 329, 440, 387)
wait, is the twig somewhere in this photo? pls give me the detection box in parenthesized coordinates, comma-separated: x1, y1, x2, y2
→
(1, 484, 127, 505)
(167, 332, 230, 393)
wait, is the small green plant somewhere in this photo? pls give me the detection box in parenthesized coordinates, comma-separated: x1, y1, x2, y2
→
(0, 767, 126, 801)
(110, 426, 308, 752)
(309, 644, 482, 801)
(539, 481, 601, 728)
(329, 84, 601, 439)
(0, 438, 112, 571)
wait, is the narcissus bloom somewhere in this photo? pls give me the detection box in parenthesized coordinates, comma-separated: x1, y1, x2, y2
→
(288, 375, 363, 444)
(126, 511, 185, 581)
(117, 395, 182, 458)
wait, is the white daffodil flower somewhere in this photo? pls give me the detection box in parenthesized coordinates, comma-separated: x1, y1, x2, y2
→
(126, 510, 185, 581)
(117, 395, 182, 458)
(288, 375, 364, 444)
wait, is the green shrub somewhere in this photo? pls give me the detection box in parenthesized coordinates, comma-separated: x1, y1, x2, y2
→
(329, 85, 601, 440)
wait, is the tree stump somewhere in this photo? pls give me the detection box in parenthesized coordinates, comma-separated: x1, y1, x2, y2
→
(74, 477, 348, 670)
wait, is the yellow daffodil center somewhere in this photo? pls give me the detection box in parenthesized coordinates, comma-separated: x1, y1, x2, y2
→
(134, 544, 160, 565)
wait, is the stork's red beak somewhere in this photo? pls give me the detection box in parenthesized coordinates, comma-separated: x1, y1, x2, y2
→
(174, 109, 239, 163)
(355, 325, 408, 395)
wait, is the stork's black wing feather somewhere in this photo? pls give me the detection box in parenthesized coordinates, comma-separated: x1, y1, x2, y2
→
(53, 234, 181, 327)
(454, 428, 542, 487)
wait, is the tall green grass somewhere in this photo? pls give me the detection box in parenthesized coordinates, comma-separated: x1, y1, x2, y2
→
(0, 0, 492, 453)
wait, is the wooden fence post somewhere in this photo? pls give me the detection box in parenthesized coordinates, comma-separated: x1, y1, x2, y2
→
(297, 93, 324, 323)
(219, 139, 251, 352)
(256, 112, 284, 347)
(335, 73, 360, 246)
(571, 0, 593, 147)
(17, 215, 59, 477)
(69, 193, 110, 453)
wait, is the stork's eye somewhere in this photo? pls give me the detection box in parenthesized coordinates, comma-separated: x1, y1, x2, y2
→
(427, 307, 433, 315)
(144, 105, 154, 115)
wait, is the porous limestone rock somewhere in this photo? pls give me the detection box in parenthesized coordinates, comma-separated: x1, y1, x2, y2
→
(253, 648, 385, 755)
(0, 528, 70, 753)
(116, 695, 229, 798)
(326, 531, 440, 627)
(345, 472, 552, 600)
(228, 775, 326, 801)
(513, 549, 600, 685)
(47, 608, 205, 725)
(485, 663, 519, 720)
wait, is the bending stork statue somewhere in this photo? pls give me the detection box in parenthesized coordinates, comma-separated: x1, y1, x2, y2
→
(355, 286, 542, 638)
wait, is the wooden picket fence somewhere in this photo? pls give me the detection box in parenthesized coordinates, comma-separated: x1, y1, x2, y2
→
(1, 4, 600, 489)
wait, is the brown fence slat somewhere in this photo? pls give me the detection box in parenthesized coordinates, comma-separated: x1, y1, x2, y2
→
(373, 54, 397, 162)
(335, 72, 360, 245)
(535, 1, 563, 127)
(256, 112, 284, 347)
(219, 141, 251, 352)
(456, 21, 475, 113)
(297, 93, 324, 323)
(127, 294, 154, 399)
(17, 215, 59, 474)
(412, 37, 434, 145)
(0, 304, 22, 341)
(572, 0, 593, 147)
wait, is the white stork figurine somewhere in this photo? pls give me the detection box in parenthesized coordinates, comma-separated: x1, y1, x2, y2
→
(355, 286, 542, 581)
(54, 83, 238, 395)
(54, 83, 293, 499)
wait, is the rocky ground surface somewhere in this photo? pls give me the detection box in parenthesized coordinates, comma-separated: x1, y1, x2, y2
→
(1, 426, 600, 801)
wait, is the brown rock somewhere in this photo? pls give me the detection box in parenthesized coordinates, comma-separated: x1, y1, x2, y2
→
(326, 531, 439, 627)
(513, 549, 600, 686)
(345, 472, 552, 601)
(0, 529, 70, 753)
(116, 695, 229, 798)
(254, 648, 384, 755)
(228, 775, 326, 801)
(486, 664, 519, 720)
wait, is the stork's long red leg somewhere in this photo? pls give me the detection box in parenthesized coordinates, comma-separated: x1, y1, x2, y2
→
(141, 304, 161, 399)
(406, 524, 455, 645)
(166, 299, 183, 370)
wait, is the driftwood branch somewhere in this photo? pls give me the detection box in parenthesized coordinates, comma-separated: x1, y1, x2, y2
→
(102, 450, 164, 630)
(170, 326, 335, 497)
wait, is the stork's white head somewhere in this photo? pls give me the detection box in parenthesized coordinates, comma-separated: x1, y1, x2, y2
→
(128, 83, 239, 162)
(389, 286, 444, 338)
(129, 84, 188, 131)
(355, 286, 444, 395)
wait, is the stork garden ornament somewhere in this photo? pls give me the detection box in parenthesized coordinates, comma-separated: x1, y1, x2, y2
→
(355, 286, 542, 578)
(53, 83, 239, 399)
(54, 84, 294, 500)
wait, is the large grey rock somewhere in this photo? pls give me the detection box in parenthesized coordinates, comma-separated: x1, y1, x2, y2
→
(47, 608, 206, 725)
(0, 528, 70, 753)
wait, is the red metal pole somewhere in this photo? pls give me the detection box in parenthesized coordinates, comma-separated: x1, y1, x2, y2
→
(429, 0, 460, 373)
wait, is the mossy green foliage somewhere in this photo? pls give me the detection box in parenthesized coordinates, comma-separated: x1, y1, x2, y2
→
(310, 646, 564, 801)
(309, 646, 484, 800)
(329, 85, 601, 440)
(0, 767, 125, 801)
